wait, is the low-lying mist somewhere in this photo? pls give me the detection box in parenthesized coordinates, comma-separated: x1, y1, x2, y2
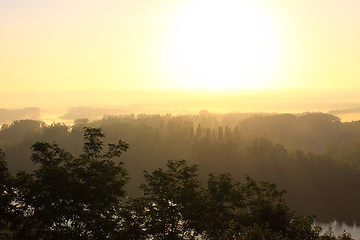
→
(2, 111, 360, 226)
(2, 89, 360, 125)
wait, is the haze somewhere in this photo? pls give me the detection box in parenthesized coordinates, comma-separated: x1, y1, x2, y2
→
(3, 1, 360, 237)
(1, 0, 360, 93)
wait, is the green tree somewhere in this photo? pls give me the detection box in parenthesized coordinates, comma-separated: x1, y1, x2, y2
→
(13, 127, 129, 239)
(138, 160, 205, 239)
(136, 159, 326, 240)
(202, 173, 313, 239)
(321, 228, 354, 240)
(0, 148, 15, 239)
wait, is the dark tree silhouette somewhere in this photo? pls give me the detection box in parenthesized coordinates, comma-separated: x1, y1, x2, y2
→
(0, 128, 355, 239)
(130, 159, 344, 240)
(0, 148, 16, 239)
(12, 127, 129, 239)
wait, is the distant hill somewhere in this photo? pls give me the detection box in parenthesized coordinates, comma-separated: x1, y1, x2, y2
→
(0, 107, 40, 124)
(329, 107, 360, 115)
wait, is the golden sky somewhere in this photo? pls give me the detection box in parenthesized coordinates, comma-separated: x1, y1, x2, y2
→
(1, 0, 360, 91)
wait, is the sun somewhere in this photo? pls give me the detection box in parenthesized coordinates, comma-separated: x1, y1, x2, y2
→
(164, 0, 281, 90)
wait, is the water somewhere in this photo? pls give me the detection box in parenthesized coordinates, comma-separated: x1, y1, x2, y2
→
(319, 221, 360, 239)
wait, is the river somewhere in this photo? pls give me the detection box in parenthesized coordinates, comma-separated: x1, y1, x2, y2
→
(319, 221, 360, 239)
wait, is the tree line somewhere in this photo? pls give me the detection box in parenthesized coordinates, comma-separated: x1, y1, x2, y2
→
(2, 112, 360, 224)
(0, 128, 353, 239)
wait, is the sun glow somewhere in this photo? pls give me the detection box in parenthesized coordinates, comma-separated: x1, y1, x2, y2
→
(164, 0, 281, 90)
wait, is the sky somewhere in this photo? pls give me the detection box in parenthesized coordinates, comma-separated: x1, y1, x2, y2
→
(1, 0, 360, 92)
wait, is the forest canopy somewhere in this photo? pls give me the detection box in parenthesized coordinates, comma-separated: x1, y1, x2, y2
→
(0, 127, 354, 239)
(1, 112, 360, 225)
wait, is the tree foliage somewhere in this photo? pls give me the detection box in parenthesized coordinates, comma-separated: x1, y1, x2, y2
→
(8, 127, 129, 239)
(135, 160, 328, 240)
(0, 127, 355, 239)
(0, 148, 16, 239)
(3, 113, 360, 224)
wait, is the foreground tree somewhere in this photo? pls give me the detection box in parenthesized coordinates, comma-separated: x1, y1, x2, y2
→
(13, 128, 129, 239)
(137, 160, 206, 239)
(0, 148, 16, 239)
(0, 127, 354, 239)
(136, 160, 353, 240)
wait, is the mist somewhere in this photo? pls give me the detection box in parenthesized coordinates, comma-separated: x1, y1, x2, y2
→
(2, 88, 360, 125)
(2, 0, 360, 238)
